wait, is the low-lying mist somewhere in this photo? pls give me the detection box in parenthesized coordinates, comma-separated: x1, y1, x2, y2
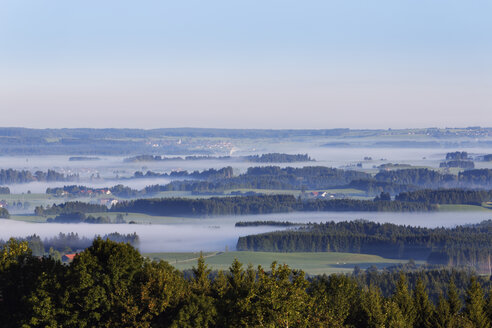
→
(2, 211, 491, 253)
(6, 178, 175, 194)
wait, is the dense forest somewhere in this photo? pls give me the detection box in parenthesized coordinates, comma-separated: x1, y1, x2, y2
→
(237, 220, 492, 273)
(2, 238, 492, 327)
(34, 201, 108, 216)
(110, 195, 300, 216)
(374, 168, 457, 189)
(395, 189, 492, 205)
(110, 196, 436, 217)
(374, 168, 492, 189)
(0, 169, 78, 185)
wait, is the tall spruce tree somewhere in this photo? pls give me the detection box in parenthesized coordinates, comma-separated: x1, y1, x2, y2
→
(464, 277, 490, 328)
(392, 273, 416, 325)
(413, 278, 435, 328)
(172, 253, 217, 328)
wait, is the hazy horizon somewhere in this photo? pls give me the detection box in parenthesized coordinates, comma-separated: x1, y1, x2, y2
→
(1, 0, 491, 129)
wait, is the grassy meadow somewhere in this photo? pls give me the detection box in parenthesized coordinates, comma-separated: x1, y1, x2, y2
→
(144, 251, 409, 275)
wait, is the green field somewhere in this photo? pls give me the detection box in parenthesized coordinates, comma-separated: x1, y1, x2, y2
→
(144, 251, 409, 275)
(437, 204, 492, 212)
(9, 215, 47, 223)
(9, 212, 190, 224)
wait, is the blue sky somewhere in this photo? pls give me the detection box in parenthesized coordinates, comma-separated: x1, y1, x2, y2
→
(1, 0, 491, 128)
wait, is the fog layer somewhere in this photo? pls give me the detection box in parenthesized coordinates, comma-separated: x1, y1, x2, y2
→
(2, 211, 490, 252)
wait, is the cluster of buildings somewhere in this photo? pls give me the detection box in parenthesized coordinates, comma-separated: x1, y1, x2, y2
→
(303, 191, 336, 199)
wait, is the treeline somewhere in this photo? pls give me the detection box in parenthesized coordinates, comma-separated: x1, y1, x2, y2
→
(245, 153, 313, 162)
(237, 220, 492, 273)
(0, 169, 78, 185)
(352, 263, 484, 300)
(9, 232, 140, 256)
(235, 221, 304, 227)
(133, 166, 233, 180)
(34, 201, 108, 216)
(46, 184, 141, 198)
(374, 168, 456, 188)
(300, 199, 436, 212)
(396, 189, 492, 205)
(440, 160, 475, 169)
(2, 238, 492, 327)
(376, 168, 492, 189)
(110, 196, 436, 217)
(46, 212, 126, 224)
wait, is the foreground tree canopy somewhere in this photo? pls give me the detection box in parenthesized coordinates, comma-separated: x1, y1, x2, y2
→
(1, 238, 492, 327)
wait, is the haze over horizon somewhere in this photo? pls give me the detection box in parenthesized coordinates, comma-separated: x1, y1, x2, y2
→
(1, 0, 491, 129)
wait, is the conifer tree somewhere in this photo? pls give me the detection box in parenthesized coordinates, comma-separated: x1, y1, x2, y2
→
(413, 278, 434, 328)
(361, 286, 386, 328)
(464, 277, 490, 328)
(172, 253, 217, 328)
(384, 299, 410, 328)
(433, 292, 451, 328)
(392, 272, 416, 326)
(448, 278, 462, 316)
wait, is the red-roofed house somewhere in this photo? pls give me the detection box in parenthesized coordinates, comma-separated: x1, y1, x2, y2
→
(62, 253, 77, 262)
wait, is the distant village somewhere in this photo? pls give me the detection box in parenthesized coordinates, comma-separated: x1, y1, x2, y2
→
(46, 186, 119, 207)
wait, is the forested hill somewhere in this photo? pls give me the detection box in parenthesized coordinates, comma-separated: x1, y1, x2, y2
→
(237, 220, 492, 273)
(0, 169, 78, 185)
(110, 195, 299, 216)
(145, 166, 372, 192)
(395, 189, 492, 205)
(375, 168, 492, 189)
(109, 196, 436, 217)
(134, 167, 492, 195)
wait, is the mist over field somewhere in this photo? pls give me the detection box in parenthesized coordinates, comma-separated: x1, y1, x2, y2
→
(3, 146, 492, 194)
(2, 211, 491, 252)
